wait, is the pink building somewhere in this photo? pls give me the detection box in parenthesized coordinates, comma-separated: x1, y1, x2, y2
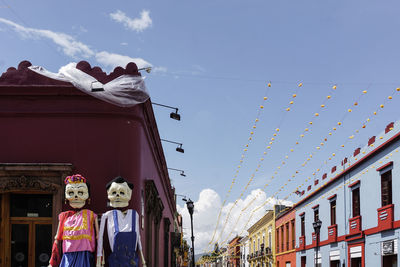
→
(0, 60, 180, 267)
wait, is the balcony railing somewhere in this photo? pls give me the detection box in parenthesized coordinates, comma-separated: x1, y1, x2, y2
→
(349, 215, 362, 235)
(377, 204, 394, 231)
(299, 236, 306, 250)
(327, 224, 337, 243)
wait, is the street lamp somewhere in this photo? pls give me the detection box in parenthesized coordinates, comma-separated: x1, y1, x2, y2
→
(312, 219, 322, 267)
(168, 168, 186, 177)
(161, 139, 185, 153)
(183, 198, 195, 267)
(152, 102, 181, 121)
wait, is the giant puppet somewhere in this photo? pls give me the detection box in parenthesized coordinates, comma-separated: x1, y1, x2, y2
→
(96, 176, 146, 267)
(49, 174, 99, 267)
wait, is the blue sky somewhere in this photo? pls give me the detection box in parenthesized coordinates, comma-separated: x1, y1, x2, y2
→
(1, 0, 400, 250)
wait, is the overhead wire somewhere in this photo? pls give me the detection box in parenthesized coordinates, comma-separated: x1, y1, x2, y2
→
(232, 87, 400, 240)
(220, 85, 398, 245)
(210, 82, 304, 248)
(207, 82, 272, 248)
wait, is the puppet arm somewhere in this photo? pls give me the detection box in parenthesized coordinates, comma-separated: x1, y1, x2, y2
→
(95, 215, 100, 239)
(48, 215, 62, 267)
(135, 211, 146, 267)
(96, 213, 107, 267)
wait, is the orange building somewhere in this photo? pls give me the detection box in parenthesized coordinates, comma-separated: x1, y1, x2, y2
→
(228, 236, 242, 266)
(276, 208, 296, 267)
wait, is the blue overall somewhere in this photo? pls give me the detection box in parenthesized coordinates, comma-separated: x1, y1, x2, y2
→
(108, 210, 139, 267)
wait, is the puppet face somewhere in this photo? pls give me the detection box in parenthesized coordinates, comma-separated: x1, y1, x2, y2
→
(65, 182, 89, 209)
(107, 182, 132, 208)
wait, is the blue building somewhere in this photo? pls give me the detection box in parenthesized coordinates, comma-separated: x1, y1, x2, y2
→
(294, 121, 399, 267)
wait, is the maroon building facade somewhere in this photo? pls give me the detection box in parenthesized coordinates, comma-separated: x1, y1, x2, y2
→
(0, 60, 179, 267)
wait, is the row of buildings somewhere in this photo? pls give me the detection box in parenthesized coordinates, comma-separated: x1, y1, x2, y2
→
(199, 120, 400, 267)
(0, 60, 190, 267)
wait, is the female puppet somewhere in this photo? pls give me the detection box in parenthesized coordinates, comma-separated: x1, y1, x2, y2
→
(96, 176, 146, 267)
(49, 174, 99, 267)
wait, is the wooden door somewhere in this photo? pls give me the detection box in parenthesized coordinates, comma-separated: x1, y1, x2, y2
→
(1, 193, 53, 267)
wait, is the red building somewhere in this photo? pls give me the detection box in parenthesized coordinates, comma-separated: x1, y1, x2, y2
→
(276, 208, 296, 267)
(0, 60, 180, 267)
(227, 236, 242, 266)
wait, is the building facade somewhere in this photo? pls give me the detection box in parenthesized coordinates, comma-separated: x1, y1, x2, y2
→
(247, 209, 276, 267)
(275, 208, 296, 267)
(295, 121, 400, 267)
(228, 236, 242, 266)
(0, 60, 180, 267)
(240, 236, 250, 267)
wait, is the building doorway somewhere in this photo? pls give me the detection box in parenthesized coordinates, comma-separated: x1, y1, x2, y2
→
(350, 257, 361, 267)
(382, 255, 397, 267)
(1, 193, 53, 267)
(0, 163, 71, 267)
(330, 260, 340, 267)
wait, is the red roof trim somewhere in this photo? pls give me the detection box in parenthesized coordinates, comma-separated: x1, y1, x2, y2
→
(348, 180, 360, 188)
(299, 212, 305, 217)
(376, 161, 393, 172)
(293, 128, 400, 209)
(327, 194, 337, 200)
(312, 204, 319, 209)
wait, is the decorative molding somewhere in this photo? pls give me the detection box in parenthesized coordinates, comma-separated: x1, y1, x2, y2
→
(145, 179, 164, 225)
(376, 161, 393, 172)
(0, 175, 59, 192)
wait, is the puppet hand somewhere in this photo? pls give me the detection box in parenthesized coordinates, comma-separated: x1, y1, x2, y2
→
(96, 256, 103, 267)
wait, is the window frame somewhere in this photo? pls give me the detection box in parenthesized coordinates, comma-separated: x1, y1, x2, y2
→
(330, 198, 336, 225)
(351, 184, 361, 218)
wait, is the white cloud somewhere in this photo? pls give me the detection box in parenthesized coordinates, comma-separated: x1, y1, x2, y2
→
(0, 18, 94, 58)
(178, 188, 293, 253)
(110, 10, 152, 32)
(0, 18, 153, 72)
(95, 51, 152, 70)
(152, 66, 168, 73)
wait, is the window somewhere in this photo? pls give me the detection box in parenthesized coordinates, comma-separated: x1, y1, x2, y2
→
(300, 215, 305, 236)
(314, 208, 319, 222)
(286, 223, 289, 250)
(276, 229, 280, 253)
(281, 226, 284, 251)
(268, 226, 272, 249)
(330, 200, 336, 225)
(291, 220, 295, 249)
(301, 256, 306, 267)
(352, 187, 360, 217)
(381, 170, 392, 206)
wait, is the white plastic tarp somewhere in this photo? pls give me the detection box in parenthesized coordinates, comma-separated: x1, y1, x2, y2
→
(29, 63, 149, 108)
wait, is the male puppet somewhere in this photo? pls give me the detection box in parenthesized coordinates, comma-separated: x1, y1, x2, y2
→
(49, 174, 99, 267)
(96, 176, 146, 267)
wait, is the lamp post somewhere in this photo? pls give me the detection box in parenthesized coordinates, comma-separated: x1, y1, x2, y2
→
(312, 219, 322, 267)
(183, 198, 195, 267)
(187, 199, 195, 267)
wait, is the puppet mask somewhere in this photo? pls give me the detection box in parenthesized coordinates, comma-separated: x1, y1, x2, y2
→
(65, 182, 89, 209)
(107, 182, 132, 208)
